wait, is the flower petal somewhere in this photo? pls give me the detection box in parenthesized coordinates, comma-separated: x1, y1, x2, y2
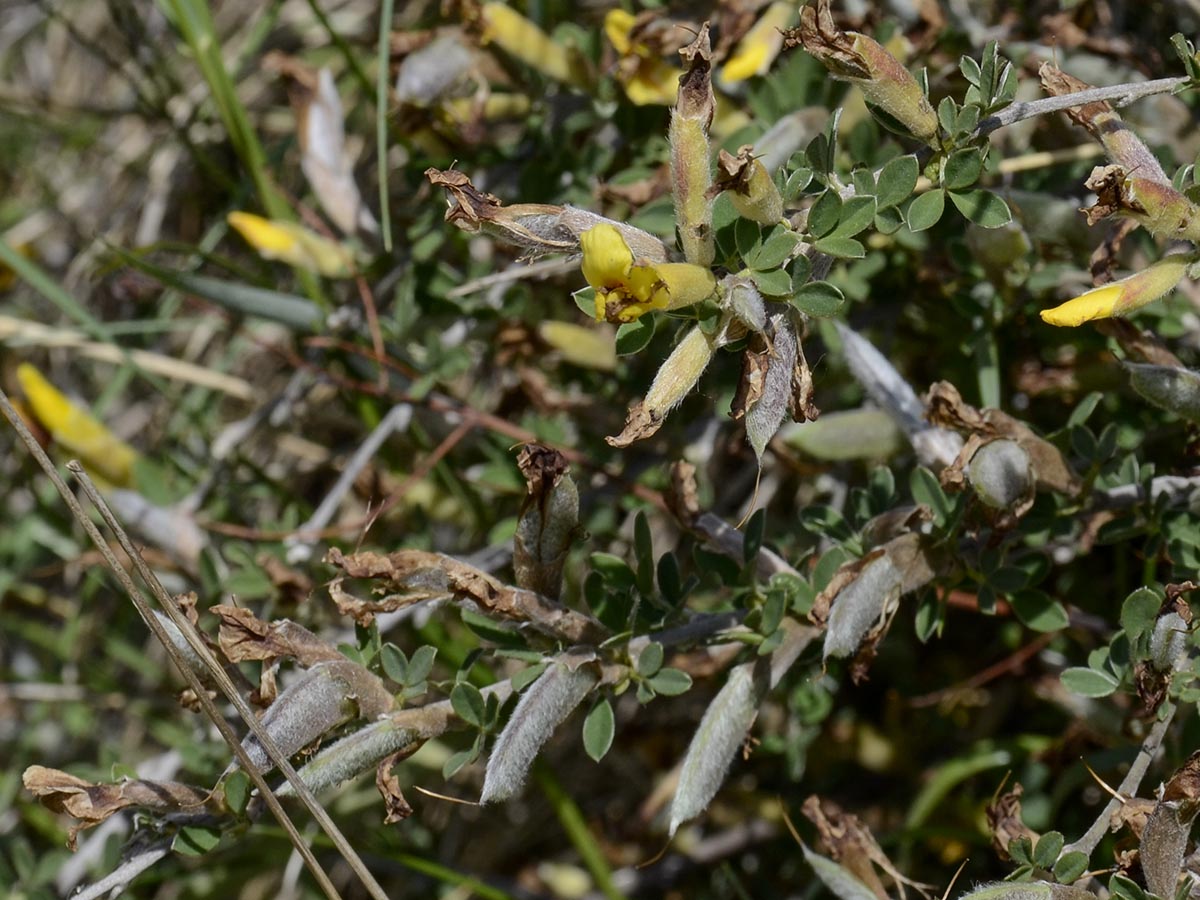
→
(580, 224, 634, 289)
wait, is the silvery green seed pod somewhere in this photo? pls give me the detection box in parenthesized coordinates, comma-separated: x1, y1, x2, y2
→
(955, 884, 1096, 900)
(237, 659, 394, 774)
(668, 661, 766, 835)
(1141, 800, 1192, 899)
(1126, 363, 1200, 422)
(823, 553, 904, 660)
(480, 660, 596, 803)
(1150, 612, 1190, 672)
(967, 439, 1032, 509)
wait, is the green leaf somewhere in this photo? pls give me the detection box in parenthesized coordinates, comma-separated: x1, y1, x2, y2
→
(910, 467, 950, 525)
(658, 552, 684, 605)
(1010, 590, 1069, 633)
(380, 644, 408, 684)
(443, 747, 477, 779)
(222, 770, 251, 817)
(451, 683, 487, 727)
(633, 511, 655, 596)
(808, 190, 842, 237)
(747, 227, 798, 271)
(1008, 836, 1033, 866)
(590, 553, 637, 590)
(582, 697, 615, 762)
(876, 156, 919, 209)
(833, 196, 877, 238)
(1053, 851, 1089, 884)
(937, 96, 958, 135)
(406, 646, 438, 685)
(960, 55, 981, 86)
(572, 286, 597, 317)
(1121, 587, 1163, 641)
(735, 216, 761, 260)
(636, 642, 664, 678)
(943, 148, 985, 191)
(511, 662, 549, 692)
(173, 824, 223, 856)
(615, 317, 656, 356)
(1060, 667, 1119, 697)
(647, 668, 693, 696)
(792, 280, 845, 317)
(949, 189, 1012, 227)
(811, 236, 865, 259)
(907, 190, 946, 232)
(1066, 392, 1103, 428)
(1033, 831, 1064, 869)
(460, 608, 526, 648)
(874, 206, 904, 234)
(750, 267, 795, 297)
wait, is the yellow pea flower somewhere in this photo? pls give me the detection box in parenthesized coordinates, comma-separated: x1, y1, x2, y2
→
(1040, 254, 1193, 327)
(604, 9, 680, 106)
(227, 212, 354, 278)
(480, 3, 589, 88)
(720, 1, 796, 84)
(580, 224, 716, 323)
(16, 362, 139, 487)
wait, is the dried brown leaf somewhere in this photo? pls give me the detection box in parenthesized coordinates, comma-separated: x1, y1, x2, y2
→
(325, 547, 606, 643)
(24, 765, 214, 850)
(376, 746, 421, 824)
(986, 782, 1039, 861)
(211, 605, 341, 667)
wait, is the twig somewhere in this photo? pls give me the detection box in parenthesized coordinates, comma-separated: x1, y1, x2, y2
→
(1090, 475, 1200, 511)
(284, 402, 413, 563)
(71, 840, 172, 900)
(976, 77, 1190, 138)
(1063, 701, 1177, 857)
(447, 257, 579, 298)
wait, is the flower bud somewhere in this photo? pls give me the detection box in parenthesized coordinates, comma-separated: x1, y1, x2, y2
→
(607, 325, 720, 447)
(1040, 254, 1193, 327)
(670, 25, 716, 266)
(788, 0, 938, 146)
(714, 146, 784, 226)
(1085, 165, 1200, 242)
(1126, 363, 1200, 422)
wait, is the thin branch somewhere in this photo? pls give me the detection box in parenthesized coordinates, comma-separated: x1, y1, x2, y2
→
(1063, 701, 1177, 857)
(976, 77, 1190, 138)
(72, 841, 172, 900)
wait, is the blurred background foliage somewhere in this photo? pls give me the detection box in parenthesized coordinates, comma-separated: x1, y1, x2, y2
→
(3, 1, 1200, 898)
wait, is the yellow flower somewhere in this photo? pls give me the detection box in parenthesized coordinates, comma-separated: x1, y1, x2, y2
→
(16, 362, 139, 487)
(580, 224, 716, 323)
(720, 1, 796, 83)
(227, 212, 354, 278)
(604, 9, 680, 106)
(1040, 255, 1193, 327)
(481, 3, 588, 88)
